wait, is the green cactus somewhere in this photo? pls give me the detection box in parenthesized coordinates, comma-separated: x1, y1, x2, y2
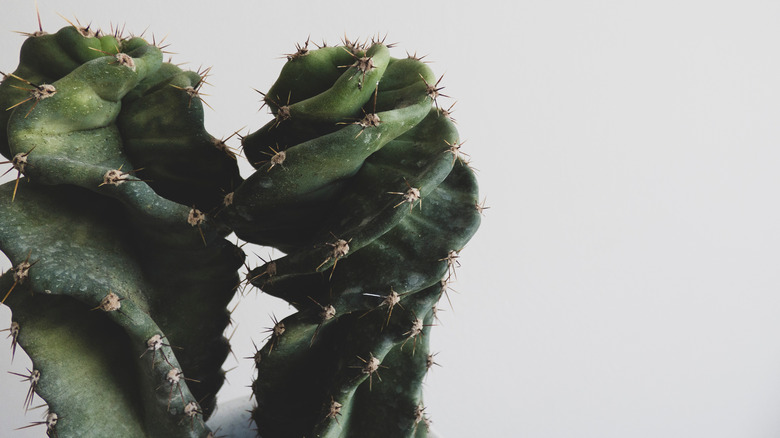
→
(0, 22, 480, 438)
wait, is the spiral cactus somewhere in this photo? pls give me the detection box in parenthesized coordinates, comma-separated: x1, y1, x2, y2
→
(0, 22, 480, 438)
(227, 38, 481, 437)
(0, 24, 242, 437)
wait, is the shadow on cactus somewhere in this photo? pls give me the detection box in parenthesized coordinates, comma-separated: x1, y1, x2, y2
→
(0, 20, 481, 438)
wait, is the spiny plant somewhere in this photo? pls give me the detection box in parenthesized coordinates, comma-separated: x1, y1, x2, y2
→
(0, 17, 481, 438)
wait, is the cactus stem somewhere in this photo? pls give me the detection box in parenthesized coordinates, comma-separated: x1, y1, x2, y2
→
(8, 367, 40, 412)
(1, 321, 20, 361)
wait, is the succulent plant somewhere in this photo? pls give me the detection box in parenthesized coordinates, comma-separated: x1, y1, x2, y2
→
(0, 20, 480, 438)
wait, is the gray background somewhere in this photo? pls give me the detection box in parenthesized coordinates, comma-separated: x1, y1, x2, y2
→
(2, 0, 780, 437)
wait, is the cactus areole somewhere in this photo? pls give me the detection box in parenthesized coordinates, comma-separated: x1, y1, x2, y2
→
(0, 22, 481, 438)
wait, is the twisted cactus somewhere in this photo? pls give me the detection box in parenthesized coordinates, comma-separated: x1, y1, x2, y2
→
(0, 22, 480, 438)
(0, 24, 243, 437)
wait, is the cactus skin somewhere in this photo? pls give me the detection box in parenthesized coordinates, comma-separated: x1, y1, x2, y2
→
(0, 24, 481, 438)
(224, 41, 481, 437)
(0, 24, 242, 437)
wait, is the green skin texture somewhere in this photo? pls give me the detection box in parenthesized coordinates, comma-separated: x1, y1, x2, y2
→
(0, 25, 480, 438)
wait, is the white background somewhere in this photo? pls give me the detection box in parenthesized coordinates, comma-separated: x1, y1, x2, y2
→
(2, 1, 780, 437)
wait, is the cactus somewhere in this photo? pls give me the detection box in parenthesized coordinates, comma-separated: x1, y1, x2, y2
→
(0, 21, 480, 438)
